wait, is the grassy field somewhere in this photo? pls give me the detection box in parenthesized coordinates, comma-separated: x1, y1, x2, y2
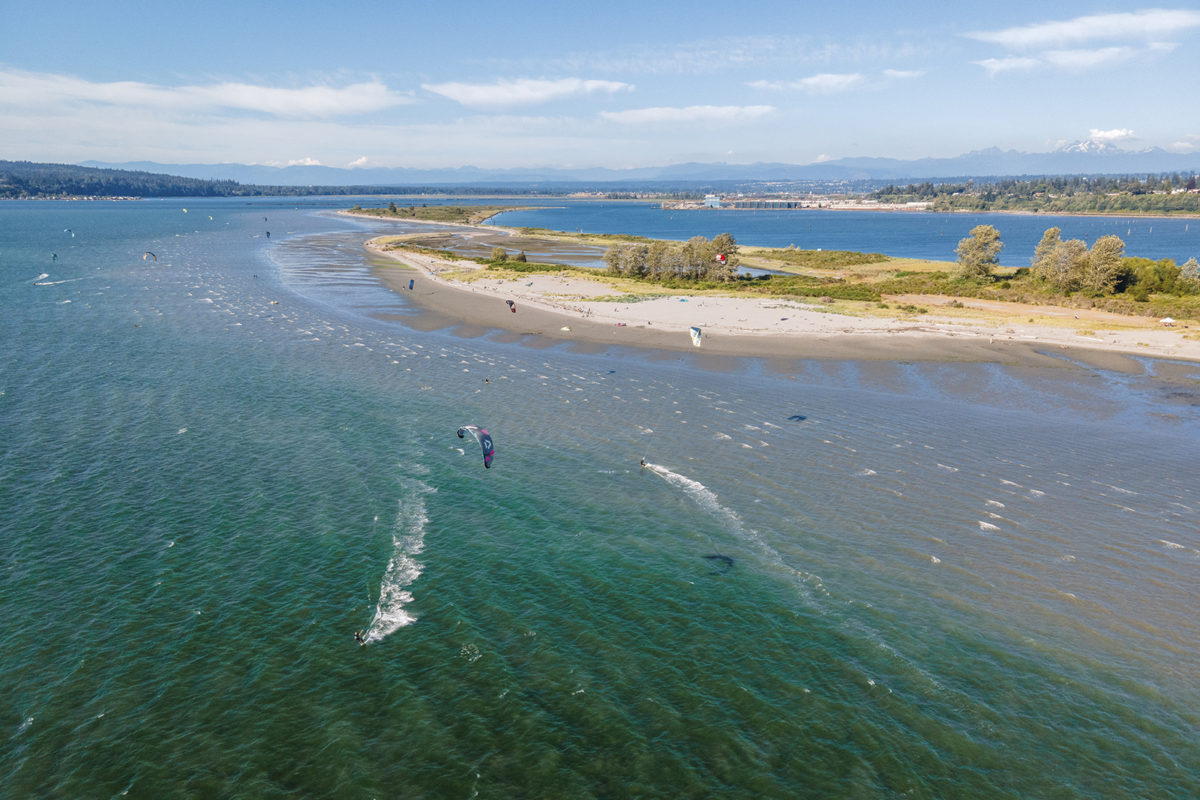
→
(350, 205, 520, 225)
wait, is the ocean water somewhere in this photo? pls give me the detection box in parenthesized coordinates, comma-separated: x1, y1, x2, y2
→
(2, 197, 1199, 798)
(487, 202, 1200, 268)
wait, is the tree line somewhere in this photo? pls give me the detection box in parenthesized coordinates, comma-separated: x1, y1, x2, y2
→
(873, 174, 1200, 215)
(603, 234, 740, 282)
(0, 160, 661, 199)
(0, 161, 250, 198)
(956, 224, 1200, 298)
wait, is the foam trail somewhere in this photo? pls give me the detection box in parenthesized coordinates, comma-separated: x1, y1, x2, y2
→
(644, 463, 746, 536)
(366, 480, 434, 642)
(644, 463, 828, 599)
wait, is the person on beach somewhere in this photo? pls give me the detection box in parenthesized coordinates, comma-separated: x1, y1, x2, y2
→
(354, 630, 365, 646)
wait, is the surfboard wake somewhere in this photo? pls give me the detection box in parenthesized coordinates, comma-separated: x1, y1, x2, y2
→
(366, 479, 435, 643)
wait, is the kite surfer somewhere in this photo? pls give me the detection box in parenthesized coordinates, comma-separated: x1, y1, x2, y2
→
(640, 457, 646, 470)
(354, 630, 366, 646)
(457, 426, 495, 468)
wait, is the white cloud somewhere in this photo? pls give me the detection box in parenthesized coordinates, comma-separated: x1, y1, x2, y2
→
(974, 40, 1175, 75)
(1088, 128, 1136, 145)
(422, 77, 631, 108)
(973, 56, 1040, 75)
(189, 82, 407, 117)
(599, 105, 774, 124)
(1043, 46, 1136, 70)
(882, 69, 925, 80)
(0, 68, 410, 117)
(749, 72, 865, 94)
(965, 9, 1200, 50)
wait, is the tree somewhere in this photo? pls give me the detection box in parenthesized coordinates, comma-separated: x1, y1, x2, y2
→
(1181, 257, 1200, 282)
(388, 201, 398, 214)
(1032, 227, 1086, 292)
(603, 243, 648, 276)
(513, 251, 527, 262)
(1031, 227, 1062, 276)
(1053, 239, 1090, 292)
(490, 246, 507, 262)
(1081, 235, 1125, 294)
(605, 233, 738, 282)
(679, 236, 710, 279)
(1180, 257, 1200, 294)
(603, 245, 623, 275)
(710, 233, 740, 280)
(955, 224, 1003, 280)
(646, 241, 674, 279)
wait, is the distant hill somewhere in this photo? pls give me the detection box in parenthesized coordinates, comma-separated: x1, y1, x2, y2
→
(0, 160, 254, 198)
(81, 145, 1200, 187)
(7, 143, 1199, 200)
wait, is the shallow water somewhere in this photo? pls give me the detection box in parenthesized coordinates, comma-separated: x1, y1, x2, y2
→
(2, 198, 1198, 798)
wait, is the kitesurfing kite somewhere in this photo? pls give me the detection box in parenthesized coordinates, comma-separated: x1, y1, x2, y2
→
(458, 426, 494, 468)
(142, 251, 157, 262)
(689, 326, 702, 347)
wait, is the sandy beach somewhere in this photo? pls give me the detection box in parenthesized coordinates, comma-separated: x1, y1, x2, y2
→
(362, 230, 1200, 372)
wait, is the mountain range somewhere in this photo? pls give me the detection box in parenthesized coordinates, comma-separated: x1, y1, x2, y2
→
(81, 143, 1200, 187)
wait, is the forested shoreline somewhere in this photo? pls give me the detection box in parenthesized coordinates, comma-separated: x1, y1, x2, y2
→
(0, 161, 570, 199)
(873, 174, 1200, 215)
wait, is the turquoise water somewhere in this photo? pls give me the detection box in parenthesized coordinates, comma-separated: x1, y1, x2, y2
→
(3, 198, 1199, 798)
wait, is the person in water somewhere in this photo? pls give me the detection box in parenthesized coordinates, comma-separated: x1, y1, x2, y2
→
(354, 630, 365, 646)
(640, 457, 646, 469)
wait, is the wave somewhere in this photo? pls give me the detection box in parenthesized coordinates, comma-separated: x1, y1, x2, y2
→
(366, 480, 435, 642)
(33, 273, 86, 286)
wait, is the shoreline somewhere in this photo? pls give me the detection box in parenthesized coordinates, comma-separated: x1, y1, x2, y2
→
(360, 234, 1200, 372)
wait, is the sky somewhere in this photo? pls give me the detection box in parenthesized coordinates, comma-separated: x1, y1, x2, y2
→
(2, 1, 1199, 170)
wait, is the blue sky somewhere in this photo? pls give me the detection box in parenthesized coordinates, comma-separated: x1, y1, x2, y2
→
(2, 1, 1198, 169)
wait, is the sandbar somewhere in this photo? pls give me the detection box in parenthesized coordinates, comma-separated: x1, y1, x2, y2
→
(359, 228, 1200, 373)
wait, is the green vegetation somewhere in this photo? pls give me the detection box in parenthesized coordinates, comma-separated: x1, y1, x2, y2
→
(0, 160, 248, 198)
(2, 160, 610, 199)
(484, 260, 580, 274)
(385, 219, 1200, 324)
(1030, 228, 1128, 294)
(955, 224, 1003, 280)
(873, 174, 1200, 216)
(593, 228, 1200, 320)
(350, 204, 513, 225)
(603, 233, 740, 281)
(752, 247, 889, 270)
